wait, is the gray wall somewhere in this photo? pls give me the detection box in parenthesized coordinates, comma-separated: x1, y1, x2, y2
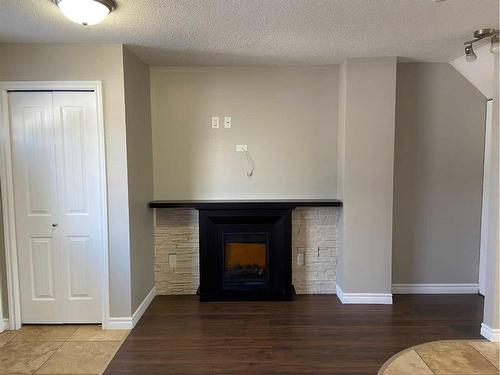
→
(392, 63, 486, 284)
(150, 66, 338, 199)
(123, 47, 155, 313)
(0, 43, 132, 317)
(337, 57, 397, 294)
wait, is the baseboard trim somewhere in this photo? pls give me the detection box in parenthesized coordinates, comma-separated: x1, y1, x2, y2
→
(336, 285, 393, 304)
(481, 323, 500, 342)
(106, 317, 134, 330)
(132, 287, 156, 326)
(105, 287, 156, 330)
(392, 283, 479, 294)
(2, 318, 10, 330)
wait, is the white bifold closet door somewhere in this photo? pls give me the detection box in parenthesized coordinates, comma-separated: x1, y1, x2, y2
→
(9, 91, 103, 323)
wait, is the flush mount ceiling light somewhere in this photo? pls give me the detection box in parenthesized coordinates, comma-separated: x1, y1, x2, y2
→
(54, 0, 116, 26)
(463, 28, 499, 62)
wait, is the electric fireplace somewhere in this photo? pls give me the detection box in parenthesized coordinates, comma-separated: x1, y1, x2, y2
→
(148, 199, 343, 301)
(198, 209, 293, 301)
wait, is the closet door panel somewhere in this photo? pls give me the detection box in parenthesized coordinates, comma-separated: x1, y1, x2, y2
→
(53, 92, 102, 323)
(10, 92, 64, 323)
(10, 91, 103, 324)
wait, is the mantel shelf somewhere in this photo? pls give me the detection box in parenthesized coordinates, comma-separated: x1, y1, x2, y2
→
(148, 199, 342, 210)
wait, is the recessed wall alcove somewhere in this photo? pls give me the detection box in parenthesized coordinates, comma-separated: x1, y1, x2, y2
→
(151, 200, 341, 299)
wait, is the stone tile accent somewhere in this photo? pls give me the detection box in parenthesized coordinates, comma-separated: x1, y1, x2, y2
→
(154, 207, 338, 295)
(292, 208, 338, 294)
(155, 209, 200, 295)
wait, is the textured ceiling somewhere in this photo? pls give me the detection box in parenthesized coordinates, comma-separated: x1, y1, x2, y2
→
(0, 0, 498, 66)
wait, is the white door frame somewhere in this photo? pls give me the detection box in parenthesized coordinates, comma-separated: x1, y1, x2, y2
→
(0, 81, 110, 330)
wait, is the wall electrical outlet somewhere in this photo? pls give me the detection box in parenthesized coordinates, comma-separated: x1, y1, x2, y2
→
(224, 116, 232, 128)
(168, 253, 177, 268)
(211, 116, 219, 128)
(236, 144, 248, 152)
(297, 253, 305, 266)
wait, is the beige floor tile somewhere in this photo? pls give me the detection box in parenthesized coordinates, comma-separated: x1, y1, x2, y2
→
(0, 330, 18, 343)
(469, 341, 500, 370)
(67, 325, 128, 342)
(416, 341, 499, 374)
(36, 341, 120, 374)
(382, 349, 434, 375)
(13, 325, 79, 342)
(0, 341, 62, 374)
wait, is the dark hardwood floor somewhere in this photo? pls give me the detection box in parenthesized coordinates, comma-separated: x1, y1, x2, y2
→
(105, 294, 484, 375)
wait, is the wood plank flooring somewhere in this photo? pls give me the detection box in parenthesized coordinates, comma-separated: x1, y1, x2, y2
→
(105, 294, 484, 375)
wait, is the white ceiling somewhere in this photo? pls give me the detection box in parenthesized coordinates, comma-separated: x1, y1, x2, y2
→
(0, 0, 498, 66)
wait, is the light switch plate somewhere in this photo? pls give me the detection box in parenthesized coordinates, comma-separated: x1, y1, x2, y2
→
(211, 117, 219, 128)
(224, 116, 231, 128)
(236, 144, 248, 152)
(168, 253, 177, 268)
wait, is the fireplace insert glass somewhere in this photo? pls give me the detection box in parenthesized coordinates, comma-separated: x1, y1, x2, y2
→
(223, 233, 268, 286)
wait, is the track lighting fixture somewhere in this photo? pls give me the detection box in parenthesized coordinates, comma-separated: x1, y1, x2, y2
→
(463, 28, 499, 62)
(464, 43, 477, 62)
(491, 33, 499, 54)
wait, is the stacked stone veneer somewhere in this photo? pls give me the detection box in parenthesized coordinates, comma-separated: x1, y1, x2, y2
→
(155, 209, 200, 294)
(291, 208, 338, 294)
(154, 207, 338, 295)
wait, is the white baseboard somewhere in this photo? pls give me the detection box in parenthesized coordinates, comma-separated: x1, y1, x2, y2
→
(336, 285, 393, 304)
(2, 318, 10, 330)
(481, 323, 500, 342)
(392, 283, 479, 294)
(132, 287, 156, 326)
(106, 317, 134, 330)
(104, 287, 156, 330)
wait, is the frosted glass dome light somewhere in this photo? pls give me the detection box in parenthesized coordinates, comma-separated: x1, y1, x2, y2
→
(56, 0, 115, 26)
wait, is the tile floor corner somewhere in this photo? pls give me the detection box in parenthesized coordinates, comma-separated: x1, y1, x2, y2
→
(380, 340, 500, 375)
(0, 325, 129, 375)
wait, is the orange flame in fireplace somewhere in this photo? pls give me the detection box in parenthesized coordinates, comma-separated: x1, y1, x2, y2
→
(225, 243, 267, 268)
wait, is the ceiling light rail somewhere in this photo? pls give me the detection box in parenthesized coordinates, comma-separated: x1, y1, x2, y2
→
(463, 28, 499, 62)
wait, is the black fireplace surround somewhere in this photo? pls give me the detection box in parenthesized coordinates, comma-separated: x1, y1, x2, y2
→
(199, 209, 292, 301)
(149, 200, 342, 301)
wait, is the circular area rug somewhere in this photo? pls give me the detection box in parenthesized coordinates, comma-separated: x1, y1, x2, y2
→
(378, 340, 500, 375)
